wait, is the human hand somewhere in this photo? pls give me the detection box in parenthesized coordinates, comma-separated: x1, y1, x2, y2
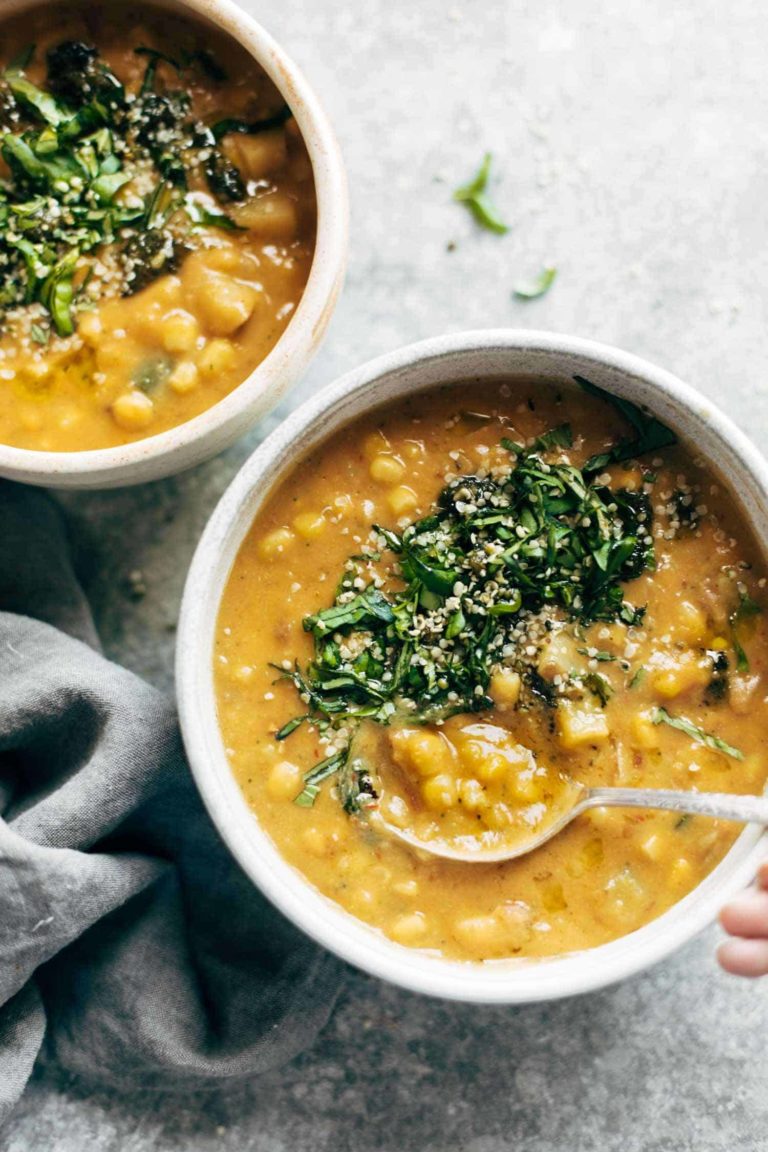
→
(718, 862, 768, 977)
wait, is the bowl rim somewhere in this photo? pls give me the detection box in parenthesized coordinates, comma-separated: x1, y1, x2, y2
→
(0, 0, 348, 487)
(177, 328, 768, 1002)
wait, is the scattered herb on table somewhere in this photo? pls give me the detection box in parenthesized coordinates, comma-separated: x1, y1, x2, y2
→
(513, 266, 558, 300)
(276, 381, 677, 807)
(652, 707, 744, 761)
(453, 151, 509, 234)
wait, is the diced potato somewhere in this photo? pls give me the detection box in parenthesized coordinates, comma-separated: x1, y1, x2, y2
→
(674, 600, 708, 646)
(387, 485, 418, 516)
(557, 700, 610, 748)
(258, 526, 295, 559)
(232, 191, 298, 240)
(293, 511, 326, 539)
(638, 831, 668, 862)
(267, 759, 303, 800)
(194, 274, 260, 336)
(369, 454, 405, 484)
(604, 868, 645, 923)
(540, 880, 568, 913)
(489, 669, 521, 710)
(631, 709, 659, 750)
(222, 128, 287, 179)
(650, 654, 710, 699)
(537, 632, 580, 680)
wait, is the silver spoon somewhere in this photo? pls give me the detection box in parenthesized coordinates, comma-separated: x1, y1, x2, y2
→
(375, 784, 768, 864)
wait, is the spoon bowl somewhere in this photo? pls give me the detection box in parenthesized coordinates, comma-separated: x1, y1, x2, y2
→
(376, 786, 768, 864)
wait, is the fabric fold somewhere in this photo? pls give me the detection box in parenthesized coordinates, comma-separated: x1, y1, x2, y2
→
(0, 481, 341, 1126)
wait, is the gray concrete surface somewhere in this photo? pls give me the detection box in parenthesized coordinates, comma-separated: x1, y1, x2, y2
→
(4, 0, 768, 1147)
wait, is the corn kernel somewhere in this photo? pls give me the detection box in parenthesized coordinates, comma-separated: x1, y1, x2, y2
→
(421, 773, 457, 810)
(267, 759, 303, 800)
(161, 309, 200, 353)
(258, 526, 295, 559)
(369, 454, 405, 485)
(390, 728, 454, 778)
(301, 828, 328, 856)
(710, 636, 728, 651)
(393, 880, 419, 898)
(111, 390, 154, 431)
(78, 310, 103, 341)
(650, 653, 709, 699)
(197, 338, 237, 377)
(453, 915, 503, 953)
(387, 485, 418, 516)
(390, 912, 428, 944)
(669, 857, 694, 886)
(459, 778, 488, 811)
(363, 430, 390, 459)
(169, 360, 199, 394)
(293, 511, 326, 539)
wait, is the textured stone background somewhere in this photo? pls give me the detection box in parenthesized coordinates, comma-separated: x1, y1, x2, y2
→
(5, 0, 768, 1147)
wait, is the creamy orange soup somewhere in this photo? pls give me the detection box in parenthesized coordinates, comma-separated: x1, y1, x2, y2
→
(215, 379, 768, 962)
(0, 3, 315, 450)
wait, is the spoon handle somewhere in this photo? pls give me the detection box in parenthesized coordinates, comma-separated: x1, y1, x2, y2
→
(585, 787, 768, 825)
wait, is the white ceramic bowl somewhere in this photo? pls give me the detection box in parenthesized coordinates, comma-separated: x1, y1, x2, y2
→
(0, 0, 348, 489)
(177, 330, 768, 1002)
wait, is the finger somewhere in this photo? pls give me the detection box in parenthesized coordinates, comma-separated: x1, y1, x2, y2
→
(719, 889, 768, 938)
(717, 937, 768, 978)
(757, 862, 768, 891)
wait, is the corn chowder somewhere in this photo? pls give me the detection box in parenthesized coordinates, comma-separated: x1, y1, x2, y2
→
(0, 4, 315, 450)
(215, 378, 768, 962)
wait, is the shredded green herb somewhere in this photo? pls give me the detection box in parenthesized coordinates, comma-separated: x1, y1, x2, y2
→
(652, 707, 743, 760)
(453, 152, 509, 234)
(514, 266, 557, 300)
(575, 376, 678, 473)
(0, 39, 285, 333)
(730, 587, 761, 674)
(277, 393, 675, 806)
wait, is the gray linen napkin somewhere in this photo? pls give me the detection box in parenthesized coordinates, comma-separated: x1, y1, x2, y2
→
(0, 481, 342, 1124)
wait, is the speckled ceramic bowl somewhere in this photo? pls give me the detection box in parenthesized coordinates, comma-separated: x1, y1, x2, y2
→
(0, 0, 348, 488)
(177, 330, 768, 1002)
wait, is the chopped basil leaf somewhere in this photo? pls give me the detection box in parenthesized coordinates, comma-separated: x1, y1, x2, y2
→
(730, 588, 760, 673)
(575, 375, 677, 472)
(652, 707, 743, 760)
